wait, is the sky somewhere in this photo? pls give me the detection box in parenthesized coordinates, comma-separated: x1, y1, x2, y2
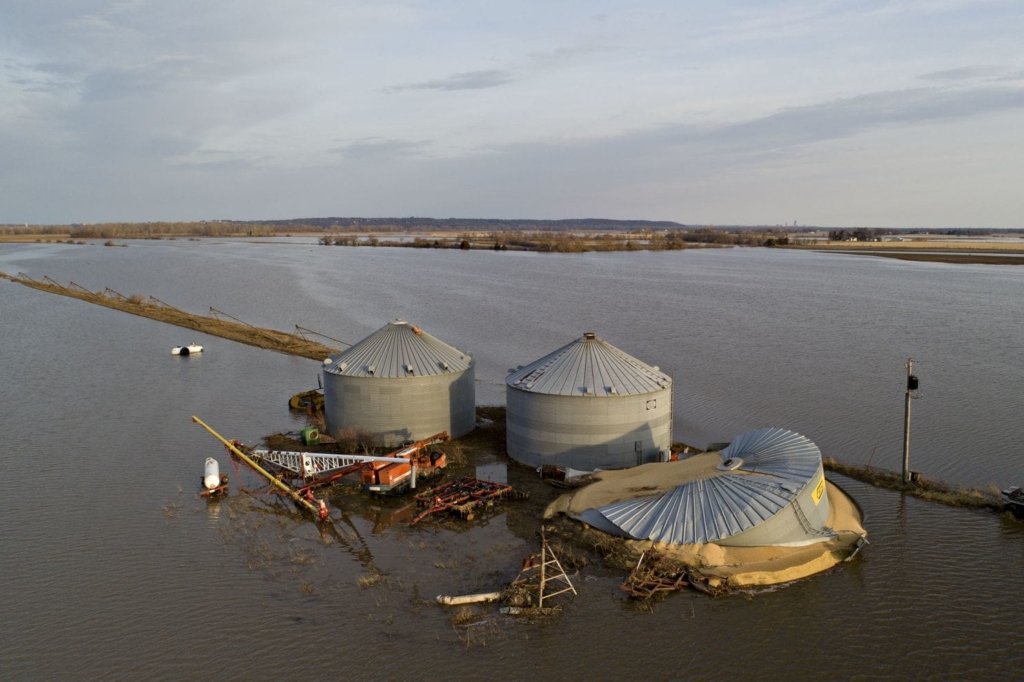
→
(2, 1, 1024, 228)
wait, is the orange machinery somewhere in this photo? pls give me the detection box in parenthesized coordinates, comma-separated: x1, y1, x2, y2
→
(360, 432, 449, 493)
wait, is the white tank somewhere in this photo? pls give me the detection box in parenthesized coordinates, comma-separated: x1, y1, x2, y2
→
(203, 457, 221, 490)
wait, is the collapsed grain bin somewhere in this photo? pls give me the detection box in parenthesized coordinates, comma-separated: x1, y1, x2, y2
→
(322, 319, 475, 446)
(572, 428, 833, 547)
(505, 332, 673, 470)
(548, 427, 866, 588)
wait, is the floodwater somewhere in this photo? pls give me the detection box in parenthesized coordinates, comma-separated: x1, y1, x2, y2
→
(1, 240, 1022, 680)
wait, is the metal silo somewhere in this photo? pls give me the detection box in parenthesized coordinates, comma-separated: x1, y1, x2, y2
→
(322, 319, 475, 446)
(713, 427, 832, 546)
(505, 332, 673, 470)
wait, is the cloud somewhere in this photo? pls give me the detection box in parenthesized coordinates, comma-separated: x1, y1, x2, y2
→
(383, 44, 614, 96)
(624, 84, 1024, 164)
(3, 2, 1024, 226)
(329, 137, 427, 160)
(527, 44, 618, 65)
(918, 65, 1002, 81)
(386, 69, 514, 93)
(168, 148, 270, 170)
(1, 58, 81, 95)
(996, 69, 1024, 82)
(421, 82, 1024, 199)
(71, 54, 207, 103)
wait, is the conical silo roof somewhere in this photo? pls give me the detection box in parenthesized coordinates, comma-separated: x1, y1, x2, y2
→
(323, 319, 472, 378)
(506, 333, 670, 396)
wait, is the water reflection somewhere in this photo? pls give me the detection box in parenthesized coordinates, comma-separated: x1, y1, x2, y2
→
(203, 497, 224, 520)
(476, 462, 507, 484)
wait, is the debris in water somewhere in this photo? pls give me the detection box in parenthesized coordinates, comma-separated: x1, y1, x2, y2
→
(500, 536, 577, 615)
(410, 477, 527, 525)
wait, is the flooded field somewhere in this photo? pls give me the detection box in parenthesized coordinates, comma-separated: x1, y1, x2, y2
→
(1, 240, 1022, 679)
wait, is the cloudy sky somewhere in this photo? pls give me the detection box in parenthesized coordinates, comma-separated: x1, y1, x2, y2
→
(3, 1, 1024, 227)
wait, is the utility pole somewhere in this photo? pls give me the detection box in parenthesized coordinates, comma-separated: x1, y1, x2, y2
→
(902, 359, 918, 484)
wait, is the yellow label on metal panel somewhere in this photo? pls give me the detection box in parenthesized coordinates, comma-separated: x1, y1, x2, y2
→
(812, 476, 826, 505)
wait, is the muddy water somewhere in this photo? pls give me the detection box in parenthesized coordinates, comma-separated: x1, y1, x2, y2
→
(1, 240, 1022, 679)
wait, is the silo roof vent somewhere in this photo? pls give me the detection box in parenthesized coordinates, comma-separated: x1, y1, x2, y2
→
(717, 457, 744, 471)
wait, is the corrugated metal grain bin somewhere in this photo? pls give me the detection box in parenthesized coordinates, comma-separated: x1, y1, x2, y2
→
(575, 427, 834, 548)
(713, 428, 832, 547)
(322, 319, 475, 446)
(505, 332, 672, 469)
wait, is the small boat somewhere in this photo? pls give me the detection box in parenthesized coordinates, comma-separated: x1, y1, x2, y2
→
(1001, 486, 1024, 516)
(172, 343, 203, 356)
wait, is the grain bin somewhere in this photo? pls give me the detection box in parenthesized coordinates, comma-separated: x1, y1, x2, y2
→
(322, 319, 475, 446)
(574, 427, 834, 547)
(505, 332, 672, 470)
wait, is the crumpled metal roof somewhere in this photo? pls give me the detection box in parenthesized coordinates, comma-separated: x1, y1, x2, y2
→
(576, 475, 802, 545)
(323, 319, 471, 378)
(573, 428, 825, 545)
(721, 427, 822, 485)
(506, 333, 670, 396)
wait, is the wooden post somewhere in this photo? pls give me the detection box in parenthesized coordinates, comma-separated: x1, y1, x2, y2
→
(538, 541, 547, 608)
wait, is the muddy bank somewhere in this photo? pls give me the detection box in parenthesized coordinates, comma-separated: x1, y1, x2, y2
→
(820, 251, 1024, 265)
(823, 458, 1005, 510)
(0, 272, 339, 360)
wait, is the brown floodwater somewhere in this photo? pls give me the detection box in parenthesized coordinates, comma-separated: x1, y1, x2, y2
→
(1, 240, 1022, 679)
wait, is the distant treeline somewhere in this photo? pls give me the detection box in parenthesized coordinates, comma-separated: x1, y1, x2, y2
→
(2, 218, 1020, 241)
(268, 217, 690, 232)
(0, 221, 275, 238)
(318, 227, 794, 252)
(0, 217, 684, 238)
